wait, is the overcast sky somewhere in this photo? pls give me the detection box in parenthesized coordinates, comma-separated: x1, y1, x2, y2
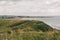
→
(0, 0, 60, 16)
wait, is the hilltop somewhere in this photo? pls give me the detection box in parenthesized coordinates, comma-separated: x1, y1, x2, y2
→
(0, 19, 60, 40)
(0, 19, 53, 32)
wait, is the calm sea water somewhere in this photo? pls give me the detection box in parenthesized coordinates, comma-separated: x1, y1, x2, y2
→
(21, 16, 60, 30)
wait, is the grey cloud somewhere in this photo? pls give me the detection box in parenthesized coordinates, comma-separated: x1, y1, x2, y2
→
(0, 0, 60, 16)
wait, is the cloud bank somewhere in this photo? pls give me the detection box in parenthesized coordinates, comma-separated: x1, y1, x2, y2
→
(0, 0, 60, 16)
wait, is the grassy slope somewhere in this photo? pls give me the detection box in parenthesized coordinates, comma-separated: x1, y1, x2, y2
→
(0, 19, 60, 40)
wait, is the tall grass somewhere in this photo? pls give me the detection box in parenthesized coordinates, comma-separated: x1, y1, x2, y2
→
(0, 31, 60, 40)
(0, 19, 60, 40)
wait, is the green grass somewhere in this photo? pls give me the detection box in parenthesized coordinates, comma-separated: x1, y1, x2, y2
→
(0, 19, 60, 40)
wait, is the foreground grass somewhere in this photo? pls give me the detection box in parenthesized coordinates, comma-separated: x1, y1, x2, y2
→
(0, 30, 60, 40)
(0, 19, 60, 40)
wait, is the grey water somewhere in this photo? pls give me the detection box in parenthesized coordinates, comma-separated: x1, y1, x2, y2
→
(21, 16, 60, 30)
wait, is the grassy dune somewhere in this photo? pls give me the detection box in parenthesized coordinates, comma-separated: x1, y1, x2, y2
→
(0, 19, 60, 40)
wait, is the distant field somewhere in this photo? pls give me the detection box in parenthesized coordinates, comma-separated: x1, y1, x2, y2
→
(0, 19, 60, 40)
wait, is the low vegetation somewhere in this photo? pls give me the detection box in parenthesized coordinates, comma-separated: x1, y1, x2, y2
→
(0, 19, 60, 40)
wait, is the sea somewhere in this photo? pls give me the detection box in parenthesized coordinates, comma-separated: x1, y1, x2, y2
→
(21, 16, 60, 30)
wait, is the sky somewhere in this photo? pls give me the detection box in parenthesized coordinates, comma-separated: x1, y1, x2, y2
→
(0, 0, 60, 16)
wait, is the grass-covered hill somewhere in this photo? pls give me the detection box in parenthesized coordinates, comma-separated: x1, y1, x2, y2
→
(0, 19, 60, 40)
(0, 19, 53, 32)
